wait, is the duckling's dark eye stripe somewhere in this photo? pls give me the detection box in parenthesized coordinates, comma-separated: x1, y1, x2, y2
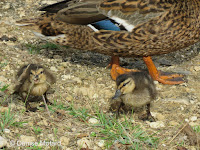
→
(120, 80, 130, 89)
(123, 80, 130, 86)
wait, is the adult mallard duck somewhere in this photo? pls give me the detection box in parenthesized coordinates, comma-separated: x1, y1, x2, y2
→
(16, 0, 200, 84)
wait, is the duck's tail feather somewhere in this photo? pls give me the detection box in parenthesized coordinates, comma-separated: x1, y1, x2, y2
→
(16, 13, 64, 36)
(40, 0, 71, 13)
(16, 18, 39, 26)
(15, 17, 42, 32)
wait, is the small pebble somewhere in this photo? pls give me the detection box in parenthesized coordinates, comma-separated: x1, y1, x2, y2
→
(47, 134, 55, 141)
(4, 129, 10, 133)
(190, 116, 197, 122)
(22, 123, 28, 126)
(169, 121, 179, 126)
(77, 138, 92, 149)
(180, 106, 184, 110)
(151, 112, 165, 120)
(71, 128, 76, 132)
(0, 107, 9, 113)
(50, 66, 58, 72)
(189, 122, 199, 127)
(37, 120, 48, 126)
(2, 3, 11, 9)
(185, 119, 189, 122)
(60, 136, 70, 146)
(194, 66, 200, 71)
(97, 140, 105, 148)
(61, 75, 71, 80)
(190, 100, 195, 104)
(9, 103, 16, 109)
(153, 81, 159, 85)
(149, 121, 165, 128)
(88, 118, 99, 124)
(0, 136, 7, 148)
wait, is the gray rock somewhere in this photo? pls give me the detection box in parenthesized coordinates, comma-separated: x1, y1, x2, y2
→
(149, 121, 165, 128)
(0, 136, 7, 148)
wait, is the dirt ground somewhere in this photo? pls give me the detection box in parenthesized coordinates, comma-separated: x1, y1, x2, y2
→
(0, 0, 200, 150)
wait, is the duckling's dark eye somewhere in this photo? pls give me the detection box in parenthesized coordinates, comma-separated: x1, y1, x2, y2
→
(40, 71, 44, 74)
(123, 81, 130, 87)
(30, 72, 33, 75)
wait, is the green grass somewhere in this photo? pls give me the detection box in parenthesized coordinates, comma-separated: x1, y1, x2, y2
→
(0, 99, 159, 149)
(25, 42, 60, 54)
(49, 102, 92, 123)
(26, 145, 43, 150)
(0, 108, 26, 135)
(12, 121, 28, 128)
(0, 60, 8, 68)
(49, 102, 159, 149)
(33, 126, 42, 135)
(0, 83, 9, 106)
(193, 125, 200, 133)
(40, 43, 60, 49)
(95, 109, 159, 149)
(67, 105, 91, 123)
(53, 128, 58, 141)
(0, 84, 9, 92)
(0, 108, 15, 134)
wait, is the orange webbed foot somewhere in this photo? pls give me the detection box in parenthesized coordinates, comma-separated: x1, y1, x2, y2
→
(143, 56, 185, 85)
(109, 56, 139, 80)
(154, 71, 184, 85)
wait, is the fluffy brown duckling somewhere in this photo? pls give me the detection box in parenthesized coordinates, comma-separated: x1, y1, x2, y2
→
(111, 72, 157, 121)
(14, 64, 56, 112)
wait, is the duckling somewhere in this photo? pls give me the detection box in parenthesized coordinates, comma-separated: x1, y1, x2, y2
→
(14, 64, 56, 112)
(111, 72, 157, 121)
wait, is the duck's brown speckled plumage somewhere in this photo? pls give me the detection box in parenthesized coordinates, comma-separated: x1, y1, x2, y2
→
(95, 0, 200, 56)
(17, 0, 200, 57)
(16, 0, 200, 84)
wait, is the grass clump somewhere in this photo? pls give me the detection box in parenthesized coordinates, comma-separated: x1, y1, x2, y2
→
(0, 60, 8, 68)
(193, 125, 200, 133)
(0, 108, 15, 134)
(50, 101, 159, 149)
(95, 109, 159, 149)
(0, 83, 9, 92)
(25, 42, 60, 54)
(33, 126, 42, 135)
(49, 102, 92, 123)
(0, 108, 25, 135)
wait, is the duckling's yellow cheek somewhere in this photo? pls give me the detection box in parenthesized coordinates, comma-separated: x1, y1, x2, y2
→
(122, 85, 134, 94)
(29, 76, 34, 82)
(121, 87, 128, 94)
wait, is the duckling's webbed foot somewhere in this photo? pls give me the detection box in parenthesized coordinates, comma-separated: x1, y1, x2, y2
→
(39, 93, 53, 107)
(110, 56, 139, 80)
(139, 103, 155, 122)
(44, 92, 53, 105)
(39, 100, 52, 107)
(25, 102, 38, 112)
(143, 56, 184, 85)
(139, 113, 156, 122)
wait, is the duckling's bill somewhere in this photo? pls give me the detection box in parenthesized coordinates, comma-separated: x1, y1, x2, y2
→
(112, 89, 122, 99)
